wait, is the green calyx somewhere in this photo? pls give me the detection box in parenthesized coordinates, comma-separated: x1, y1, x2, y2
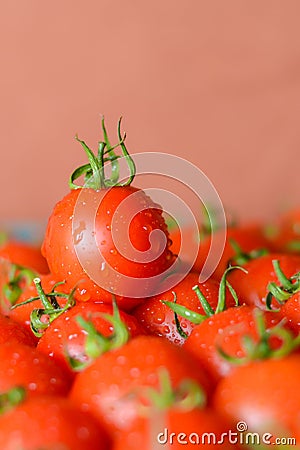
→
(218, 308, 300, 364)
(266, 260, 300, 310)
(138, 368, 205, 413)
(0, 386, 26, 415)
(228, 238, 269, 266)
(69, 117, 136, 190)
(3, 264, 36, 306)
(11, 278, 76, 337)
(162, 266, 245, 339)
(68, 296, 130, 371)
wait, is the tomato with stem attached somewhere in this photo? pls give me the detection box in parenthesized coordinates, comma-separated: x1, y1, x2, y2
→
(70, 335, 212, 435)
(42, 118, 175, 310)
(37, 299, 145, 377)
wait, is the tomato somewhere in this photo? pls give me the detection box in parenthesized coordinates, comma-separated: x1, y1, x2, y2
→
(280, 295, 300, 334)
(133, 272, 223, 345)
(227, 253, 300, 309)
(0, 240, 49, 274)
(113, 408, 243, 450)
(213, 354, 300, 442)
(184, 304, 290, 382)
(8, 273, 71, 332)
(70, 335, 212, 434)
(0, 394, 111, 450)
(0, 314, 36, 347)
(42, 119, 175, 310)
(37, 300, 145, 377)
(42, 186, 174, 309)
(175, 224, 270, 281)
(0, 343, 71, 397)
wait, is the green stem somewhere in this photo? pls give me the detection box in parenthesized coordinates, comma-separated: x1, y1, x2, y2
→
(69, 117, 136, 190)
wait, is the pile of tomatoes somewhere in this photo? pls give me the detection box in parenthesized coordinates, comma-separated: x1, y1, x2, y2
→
(0, 120, 300, 449)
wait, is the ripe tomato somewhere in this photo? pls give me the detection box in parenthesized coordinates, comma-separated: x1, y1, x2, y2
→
(0, 343, 71, 397)
(70, 335, 212, 434)
(133, 272, 222, 345)
(193, 224, 270, 280)
(227, 253, 300, 309)
(184, 304, 288, 382)
(42, 186, 174, 309)
(0, 314, 36, 347)
(37, 300, 145, 377)
(113, 407, 243, 450)
(0, 395, 111, 450)
(279, 293, 300, 334)
(213, 354, 300, 442)
(0, 240, 49, 274)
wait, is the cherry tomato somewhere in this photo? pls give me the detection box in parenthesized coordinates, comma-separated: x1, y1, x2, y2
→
(227, 253, 300, 309)
(37, 301, 145, 377)
(70, 335, 212, 434)
(0, 343, 71, 397)
(213, 354, 300, 442)
(0, 395, 111, 450)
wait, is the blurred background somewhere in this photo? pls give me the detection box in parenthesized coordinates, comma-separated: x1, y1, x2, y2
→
(1, 0, 300, 241)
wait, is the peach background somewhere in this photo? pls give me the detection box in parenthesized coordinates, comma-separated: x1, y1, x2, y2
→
(1, 1, 300, 229)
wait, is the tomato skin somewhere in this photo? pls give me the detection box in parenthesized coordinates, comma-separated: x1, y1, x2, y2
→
(279, 294, 300, 334)
(0, 343, 72, 397)
(227, 253, 300, 309)
(42, 187, 174, 309)
(0, 395, 111, 450)
(0, 315, 36, 347)
(37, 301, 145, 377)
(133, 272, 225, 345)
(0, 240, 49, 274)
(173, 224, 270, 281)
(213, 355, 300, 441)
(113, 408, 242, 450)
(70, 335, 212, 434)
(184, 305, 284, 382)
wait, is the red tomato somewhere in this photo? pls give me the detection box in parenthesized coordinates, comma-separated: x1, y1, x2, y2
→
(70, 335, 212, 434)
(0, 314, 36, 347)
(227, 253, 300, 309)
(42, 186, 174, 310)
(37, 301, 145, 377)
(193, 224, 270, 280)
(184, 304, 287, 382)
(0, 343, 71, 397)
(113, 408, 243, 450)
(279, 294, 300, 334)
(0, 240, 49, 274)
(133, 272, 223, 345)
(0, 395, 111, 450)
(213, 354, 300, 442)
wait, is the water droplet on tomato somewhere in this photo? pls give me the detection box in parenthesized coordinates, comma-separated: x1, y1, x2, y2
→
(153, 312, 165, 324)
(73, 221, 86, 245)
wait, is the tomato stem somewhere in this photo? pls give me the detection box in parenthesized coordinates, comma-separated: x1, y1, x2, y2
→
(69, 117, 136, 190)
